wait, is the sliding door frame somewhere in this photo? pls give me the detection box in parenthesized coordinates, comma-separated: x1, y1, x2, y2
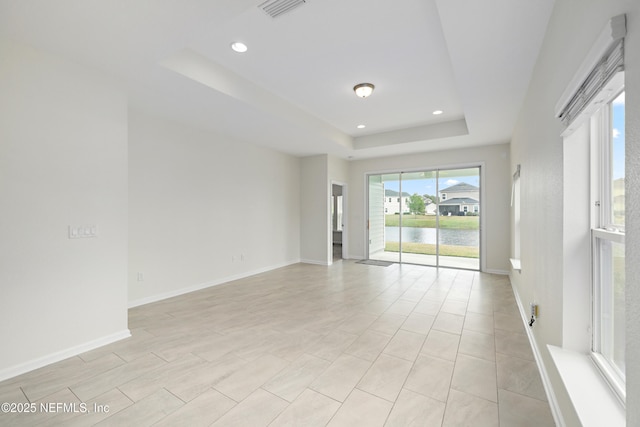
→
(364, 162, 486, 272)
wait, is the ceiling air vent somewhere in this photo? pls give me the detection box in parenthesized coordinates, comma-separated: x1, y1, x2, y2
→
(259, 0, 307, 19)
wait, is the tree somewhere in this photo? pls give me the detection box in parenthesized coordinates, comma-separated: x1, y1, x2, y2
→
(408, 193, 425, 217)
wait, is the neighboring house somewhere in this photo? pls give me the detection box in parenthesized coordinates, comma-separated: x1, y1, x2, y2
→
(384, 189, 411, 214)
(439, 182, 480, 215)
(383, 189, 438, 215)
(424, 199, 437, 215)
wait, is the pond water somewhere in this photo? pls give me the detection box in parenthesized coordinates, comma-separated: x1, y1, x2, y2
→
(385, 226, 479, 246)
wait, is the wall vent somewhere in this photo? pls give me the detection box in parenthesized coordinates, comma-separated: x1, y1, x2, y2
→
(259, 0, 306, 19)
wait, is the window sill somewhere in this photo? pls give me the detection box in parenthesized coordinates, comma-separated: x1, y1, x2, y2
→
(509, 258, 521, 272)
(548, 345, 625, 427)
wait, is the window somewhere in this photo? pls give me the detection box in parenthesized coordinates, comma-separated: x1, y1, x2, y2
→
(591, 90, 625, 400)
(389, 197, 392, 202)
(442, 193, 446, 200)
(510, 164, 521, 271)
(553, 14, 626, 420)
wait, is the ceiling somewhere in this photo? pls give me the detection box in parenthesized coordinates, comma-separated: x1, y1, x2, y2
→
(0, 0, 555, 159)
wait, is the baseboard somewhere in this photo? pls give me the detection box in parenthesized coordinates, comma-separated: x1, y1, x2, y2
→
(510, 278, 566, 427)
(484, 268, 510, 275)
(300, 258, 331, 266)
(128, 259, 301, 308)
(0, 329, 131, 382)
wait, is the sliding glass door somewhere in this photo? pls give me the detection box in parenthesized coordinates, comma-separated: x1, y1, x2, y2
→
(368, 174, 400, 263)
(367, 167, 480, 270)
(437, 168, 480, 269)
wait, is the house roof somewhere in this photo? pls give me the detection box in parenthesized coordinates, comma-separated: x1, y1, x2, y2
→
(440, 182, 479, 193)
(440, 197, 479, 205)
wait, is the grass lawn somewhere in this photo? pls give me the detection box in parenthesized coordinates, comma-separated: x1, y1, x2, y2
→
(385, 241, 479, 258)
(385, 214, 478, 229)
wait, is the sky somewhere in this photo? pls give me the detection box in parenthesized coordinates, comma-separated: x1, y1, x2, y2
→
(382, 169, 480, 197)
(612, 91, 625, 180)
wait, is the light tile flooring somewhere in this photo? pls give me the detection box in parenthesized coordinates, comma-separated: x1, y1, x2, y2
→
(0, 262, 555, 426)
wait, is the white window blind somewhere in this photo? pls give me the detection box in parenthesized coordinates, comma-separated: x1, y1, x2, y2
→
(555, 14, 626, 132)
(557, 41, 624, 127)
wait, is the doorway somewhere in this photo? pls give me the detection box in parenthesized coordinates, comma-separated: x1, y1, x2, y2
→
(332, 183, 346, 262)
(367, 167, 481, 270)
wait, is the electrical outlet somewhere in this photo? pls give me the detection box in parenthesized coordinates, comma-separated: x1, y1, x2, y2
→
(68, 225, 97, 239)
(528, 303, 538, 327)
(530, 303, 539, 317)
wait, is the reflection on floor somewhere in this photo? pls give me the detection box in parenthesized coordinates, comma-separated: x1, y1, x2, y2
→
(0, 262, 554, 426)
(333, 244, 342, 262)
(370, 250, 479, 270)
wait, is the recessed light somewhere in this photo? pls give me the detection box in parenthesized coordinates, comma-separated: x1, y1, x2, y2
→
(231, 42, 248, 53)
(357, 124, 366, 129)
(432, 110, 443, 115)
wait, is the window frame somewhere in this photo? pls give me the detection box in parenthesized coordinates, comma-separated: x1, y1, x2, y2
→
(590, 88, 625, 405)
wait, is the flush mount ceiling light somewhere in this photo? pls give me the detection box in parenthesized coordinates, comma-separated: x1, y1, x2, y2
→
(432, 110, 444, 115)
(357, 124, 366, 129)
(353, 83, 375, 98)
(231, 42, 248, 53)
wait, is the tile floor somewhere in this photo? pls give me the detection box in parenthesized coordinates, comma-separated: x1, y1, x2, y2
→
(0, 261, 555, 426)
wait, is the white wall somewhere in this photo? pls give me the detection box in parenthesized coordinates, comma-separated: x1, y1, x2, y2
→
(300, 155, 329, 264)
(299, 154, 349, 264)
(510, 0, 640, 424)
(0, 40, 129, 379)
(128, 111, 301, 305)
(328, 154, 349, 184)
(347, 144, 511, 273)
